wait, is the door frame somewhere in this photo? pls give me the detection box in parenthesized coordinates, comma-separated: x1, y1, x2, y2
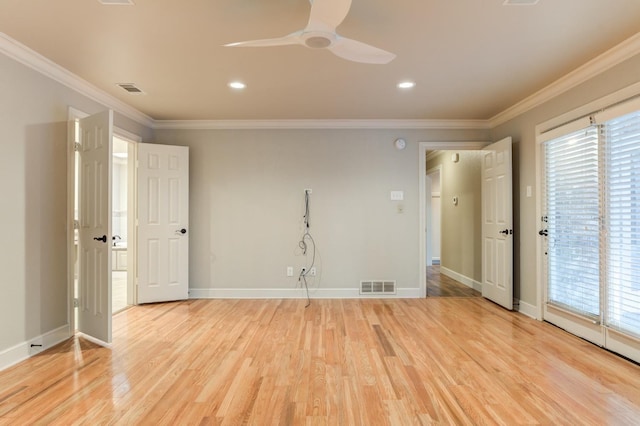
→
(418, 141, 488, 297)
(112, 132, 141, 309)
(66, 107, 140, 336)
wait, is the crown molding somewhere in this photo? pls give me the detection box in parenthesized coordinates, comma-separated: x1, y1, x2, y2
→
(152, 119, 490, 130)
(0, 32, 154, 129)
(489, 31, 640, 128)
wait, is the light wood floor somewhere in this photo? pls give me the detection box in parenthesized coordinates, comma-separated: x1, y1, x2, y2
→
(1, 299, 640, 425)
(427, 266, 481, 297)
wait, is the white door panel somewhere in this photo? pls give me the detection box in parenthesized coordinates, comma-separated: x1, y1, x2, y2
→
(78, 110, 112, 344)
(137, 143, 189, 304)
(482, 137, 513, 309)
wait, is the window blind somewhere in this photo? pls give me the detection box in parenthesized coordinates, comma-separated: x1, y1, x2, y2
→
(544, 126, 600, 318)
(605, 110, 640, 337)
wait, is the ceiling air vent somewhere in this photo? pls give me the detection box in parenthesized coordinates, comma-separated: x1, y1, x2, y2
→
(117, 83, 145, 94)
(360, 280, 396, 295)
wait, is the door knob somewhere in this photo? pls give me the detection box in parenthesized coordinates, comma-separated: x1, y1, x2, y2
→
(539, 229, 548, 236)
(93, 235, 107, 243)
(177, 228, 187, 235)
(499, 229, 513, 235)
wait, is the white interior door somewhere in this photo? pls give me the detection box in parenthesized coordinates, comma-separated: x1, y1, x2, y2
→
(137, 143, 189, 304)
(481, 137, 513, 309)
(78, 110, 113, 344)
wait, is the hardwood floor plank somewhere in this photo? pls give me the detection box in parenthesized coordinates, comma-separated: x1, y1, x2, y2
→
(427, 265, 481, 297)
(1, 298, 640, 424)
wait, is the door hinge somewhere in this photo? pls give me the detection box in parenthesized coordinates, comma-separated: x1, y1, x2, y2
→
(73, 298, 79, 308)
(73, 142, 81, 152)
(73, 220, 80, 230)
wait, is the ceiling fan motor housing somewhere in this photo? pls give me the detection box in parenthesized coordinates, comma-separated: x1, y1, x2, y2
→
(303, 32, 334, 48)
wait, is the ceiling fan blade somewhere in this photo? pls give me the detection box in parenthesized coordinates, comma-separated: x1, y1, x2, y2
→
(328, 36, 396, 64)
(307, 0, 352, 32)
(224, 31, 303, 48)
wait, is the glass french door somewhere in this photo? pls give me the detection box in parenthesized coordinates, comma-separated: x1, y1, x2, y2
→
(542, 106, 640, 362)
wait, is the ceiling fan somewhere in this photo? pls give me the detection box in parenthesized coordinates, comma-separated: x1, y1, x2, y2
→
(224, 0, 396, 64)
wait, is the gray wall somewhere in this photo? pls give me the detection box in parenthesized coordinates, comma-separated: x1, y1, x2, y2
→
(427, 151, 482, 283)
(153, 128, 489, 294)
(0, 53, 151, 353)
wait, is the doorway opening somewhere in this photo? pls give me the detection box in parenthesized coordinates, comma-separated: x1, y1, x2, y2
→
(418, 141, 487, 298)
(111, 136, 135, 313)
(425, 164, 441, 267)
(425, 151, 483, 298)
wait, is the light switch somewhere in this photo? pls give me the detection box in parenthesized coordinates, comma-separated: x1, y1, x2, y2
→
(526, 186, 532, 198)
(390, 190, 404, 201)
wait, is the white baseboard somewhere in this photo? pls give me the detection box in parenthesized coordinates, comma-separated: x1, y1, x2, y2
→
(189, 287, 422, 299)
(76, 332, 112, 349)
(0, 325, 71, 372)
(439, 266, 482, 292)
(517, 300, 539, 319)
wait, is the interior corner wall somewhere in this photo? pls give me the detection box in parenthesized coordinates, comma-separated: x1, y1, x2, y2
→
(426, 151, 482, 283)
(152, 128, 490, 296)
(490, 52, 640, 309)
(0, 52, 152, 364)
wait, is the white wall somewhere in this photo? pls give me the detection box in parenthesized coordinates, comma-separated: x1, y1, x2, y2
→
(153, 128, 489, 296)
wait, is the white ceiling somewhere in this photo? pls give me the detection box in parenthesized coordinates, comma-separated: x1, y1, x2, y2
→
(1, 0, 639, 122)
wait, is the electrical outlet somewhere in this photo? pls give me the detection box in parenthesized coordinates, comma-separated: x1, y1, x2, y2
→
(287, 266, 294, 277)
(310, 267, 316, 276)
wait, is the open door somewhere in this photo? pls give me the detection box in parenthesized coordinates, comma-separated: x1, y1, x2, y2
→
(137, 143, 189, 304)
(77, 110, 113, 344)
(481, 137, 513, 310)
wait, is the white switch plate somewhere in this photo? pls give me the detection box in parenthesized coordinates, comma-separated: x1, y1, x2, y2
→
(287, 266, 294, 277)
(526, 186, 532, 197)
(390, 190, 404, 201)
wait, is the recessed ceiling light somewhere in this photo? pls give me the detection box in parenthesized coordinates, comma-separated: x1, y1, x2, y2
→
(397, 81, 416, 89)
(229, 81, 246, 90)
